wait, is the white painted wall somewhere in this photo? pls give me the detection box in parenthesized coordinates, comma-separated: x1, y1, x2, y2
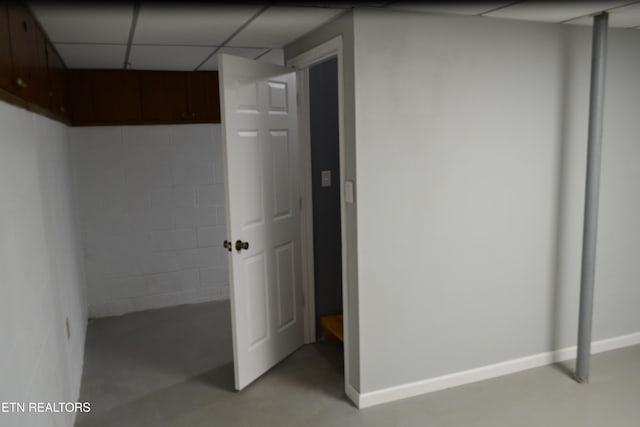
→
(351, 8, 640, 397)
(0, 101, 87, 426)
(258, 48, 285, 66)
(70, 124, 229, 318)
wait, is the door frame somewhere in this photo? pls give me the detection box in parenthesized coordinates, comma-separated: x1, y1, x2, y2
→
(287, 36, 350, 384)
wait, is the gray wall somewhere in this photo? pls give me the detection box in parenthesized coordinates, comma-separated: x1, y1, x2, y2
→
(351, 9, 640, 393)
(0, 101, 87, 426)
(285, 11, 361, 392)
(310, 57, 342, 338)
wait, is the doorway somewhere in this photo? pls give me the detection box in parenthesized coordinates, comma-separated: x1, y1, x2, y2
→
(288, 36, 351, 400)
(218, 36, 352, 401)
(308, 57, 343, 341)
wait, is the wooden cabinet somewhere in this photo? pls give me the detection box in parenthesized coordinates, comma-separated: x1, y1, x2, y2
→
(7, 2, 48, 108)
(0, 1, 69, 122)
(140, 71, 220, 123)
(204, 71, 220, 123)
(92, 70, 141, 122)
(186, 72, 208, 121)
(45, 41, 69, 117)
(70, 70, 142, 124)
(0, 3, 12, 91)
(71, 70, 223, 125)
(140, 71, 187, 121)
(69, 70, 95, 123)
(187, 71, 220, 122)
(1, 2, 218, 126)
(32, 26, 48, 108)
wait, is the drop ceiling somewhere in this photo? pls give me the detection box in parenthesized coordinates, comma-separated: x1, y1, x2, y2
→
(28, 1, 640, 71)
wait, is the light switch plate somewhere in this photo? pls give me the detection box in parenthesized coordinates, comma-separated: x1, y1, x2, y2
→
(345, 180, 354, 203)
(321, 170, 331, 187)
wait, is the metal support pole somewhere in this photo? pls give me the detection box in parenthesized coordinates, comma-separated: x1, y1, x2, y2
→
(576, 12, 608, 384)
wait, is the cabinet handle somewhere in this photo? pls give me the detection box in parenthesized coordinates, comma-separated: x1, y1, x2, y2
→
(181, 112, 186, 118)
(16, 77, 28, 89)
(60, 106, 66, 113)
(191, 112, 196, 118)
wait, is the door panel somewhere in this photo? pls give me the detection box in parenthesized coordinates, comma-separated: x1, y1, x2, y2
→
(275, 242, 295, 329)
(246, 253, 269, 348)
(267, 80, 289, 113)
(237, 130, 264, 229)
(272, 130, 292, 219)
(219, 54, 303, 390)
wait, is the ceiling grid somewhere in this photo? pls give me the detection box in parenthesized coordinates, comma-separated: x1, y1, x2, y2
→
(27, 1, 640, 71)
(123, 1, 141, 69)
(193, 4, 271, 72)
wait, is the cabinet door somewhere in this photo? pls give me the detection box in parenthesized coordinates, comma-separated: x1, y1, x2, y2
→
(32, 25, 48, 108)
(0, 3, 12, 91)
(46, 42, 69, 118)
(70, 70, 142, 124)
(92, 70, 141, 122)
(204, 71, 220, 123)
(186, 71, 208, 120)
(8, 3, 47, 106)
(69, 70, 95, 123)
(140, 71, 187, 121)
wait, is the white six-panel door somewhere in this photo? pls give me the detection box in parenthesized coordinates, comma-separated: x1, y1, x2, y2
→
(218, 54, 304, 390)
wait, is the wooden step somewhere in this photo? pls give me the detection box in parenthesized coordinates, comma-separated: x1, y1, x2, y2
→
(320, 314, 343, 342)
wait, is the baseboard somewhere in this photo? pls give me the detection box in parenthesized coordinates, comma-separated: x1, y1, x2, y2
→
(354, 331, 640, 409)
(345, 383, 360, 407)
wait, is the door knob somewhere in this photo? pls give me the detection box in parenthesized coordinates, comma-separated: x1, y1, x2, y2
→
(235, 240, 249, 251)
(223, 240, 232, 252)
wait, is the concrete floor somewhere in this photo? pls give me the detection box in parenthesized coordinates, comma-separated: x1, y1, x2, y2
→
(76, 300, 640, 427)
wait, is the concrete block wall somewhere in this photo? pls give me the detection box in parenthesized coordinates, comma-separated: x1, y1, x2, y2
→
(70, 124, 230, 318)
(1, 101, 88, 427)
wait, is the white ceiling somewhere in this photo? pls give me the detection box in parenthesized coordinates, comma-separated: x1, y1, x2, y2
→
(28, 1, 640, 71)
(482, 1, 635, 23)
(226, 6, 345, 48)
(133, 5, 262, 46)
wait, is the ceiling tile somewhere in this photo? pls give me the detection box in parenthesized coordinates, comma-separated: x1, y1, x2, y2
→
(273, 2, 386, 7)
(273, 2, 352, 8)
(485, 1, 633, 23)
(29, 2, 134, 44)
(199, 47, 269, 71)
(134, 4, 262, 46)
(565, 2, 640, 27)
(389, 2, 513, 16)
(228, 6, 344, 48)
(54, 43, 126, 69)
(128, 45, 215, 71)
(349, 2, 389, 6)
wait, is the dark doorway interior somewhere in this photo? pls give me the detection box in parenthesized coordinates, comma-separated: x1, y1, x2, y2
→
(309, 57, 342, 339)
